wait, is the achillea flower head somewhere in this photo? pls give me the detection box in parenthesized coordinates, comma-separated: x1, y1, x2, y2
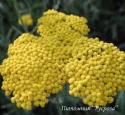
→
(37, 9, 90, 38)
(66, 37, 125, 107)
(37, 9, 90, 66)
(18, 14, 33, 26)
(0, 33, 66, 110)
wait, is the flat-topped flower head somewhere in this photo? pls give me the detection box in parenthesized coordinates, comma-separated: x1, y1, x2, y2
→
(37, 9, 90, 37)
(66, 37, 125, 107)
(0, 33, 66, 110)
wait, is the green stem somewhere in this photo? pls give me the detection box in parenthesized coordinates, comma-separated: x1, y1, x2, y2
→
(12, 0, 28, 32)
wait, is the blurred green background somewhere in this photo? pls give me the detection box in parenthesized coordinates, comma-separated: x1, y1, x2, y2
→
(0, 0, 125, 115)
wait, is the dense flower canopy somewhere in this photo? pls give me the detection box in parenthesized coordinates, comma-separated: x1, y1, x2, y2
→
(37, 9, 90, 37)
(66, 37, 125, 107)
(0, 9, 125, 110)
(0, 33, 67, 110)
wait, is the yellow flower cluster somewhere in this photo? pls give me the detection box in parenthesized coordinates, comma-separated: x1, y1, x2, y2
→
(0, 9, 125, 110)
(37, 9, 90, 38)
(37, 9, 90, 66)
(0, 33, 66, 110)
(66, 37, 125, 107)
(18, 14, 33, 26)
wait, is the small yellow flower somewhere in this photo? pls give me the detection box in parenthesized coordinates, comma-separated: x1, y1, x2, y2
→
(18, 14, 33, 26)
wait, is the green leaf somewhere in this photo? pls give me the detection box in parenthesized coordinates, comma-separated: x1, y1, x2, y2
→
(115, 91, 125, 114)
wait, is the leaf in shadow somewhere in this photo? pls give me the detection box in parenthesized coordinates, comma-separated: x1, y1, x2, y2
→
(115, 91, 125, 114)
